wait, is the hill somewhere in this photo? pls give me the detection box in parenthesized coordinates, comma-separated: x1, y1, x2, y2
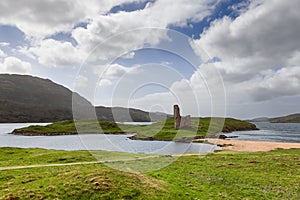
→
(269, 113, 300, 123)
(0, 74, 93, 123)
(0, 74, 170, 123)
(248, 117, 270, 122)
(249, 113, 300, 123)
(95, 106, 171, 122)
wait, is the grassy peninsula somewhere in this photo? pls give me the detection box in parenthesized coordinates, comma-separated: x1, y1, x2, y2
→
(12, 118, 258, 140)
(1, 147, 299, 199)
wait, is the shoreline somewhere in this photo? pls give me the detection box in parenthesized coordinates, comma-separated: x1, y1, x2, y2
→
(198, 139, 300, 152)
(10, 132, 129, 136)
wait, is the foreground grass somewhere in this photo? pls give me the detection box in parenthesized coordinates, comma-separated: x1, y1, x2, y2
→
(12, 118, 257, 140)
(0, 148, 299, 199)
(0, 148, 94, 167)
(0, 148, 158, 168)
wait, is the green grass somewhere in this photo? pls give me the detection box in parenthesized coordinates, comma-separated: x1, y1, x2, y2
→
(0, 148, 299, 199)
(148, 148, 300, 199)
(12, 118, 257, 141)
(0, 164, 168, 200)
(0, 148, 94, 167)
(12, 120, 125, 135)
(124, 117, 257, 140)
(0, 148, 158, 168)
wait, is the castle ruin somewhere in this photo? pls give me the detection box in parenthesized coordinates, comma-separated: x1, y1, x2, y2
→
(174, 105, 191, 129)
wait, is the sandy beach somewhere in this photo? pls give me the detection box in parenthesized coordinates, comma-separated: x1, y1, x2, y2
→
(198, 139, 300, 152)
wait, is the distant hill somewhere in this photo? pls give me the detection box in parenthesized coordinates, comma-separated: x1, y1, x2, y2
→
(0, 74, 93, 123)
(249, 114, 300, 123)
(248, 117, 270, 122)
(269, 113, 300, 123)
(0, 74, 171, 123)
(95, 106, 171, 122)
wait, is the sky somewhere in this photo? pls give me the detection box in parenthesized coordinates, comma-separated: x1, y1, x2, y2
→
(0, 0, 300, 119)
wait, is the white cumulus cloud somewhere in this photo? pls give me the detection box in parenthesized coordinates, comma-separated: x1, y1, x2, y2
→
(71, 0, 218, 61)
(0, 42, 10, 47)
(26, 39, 85, 67)
(190, 0, 300, 102)
(0, 0, 143, 39)
(98, 79, 112, 87)
(0, 57, 31, 74)
(0, 49, 6, 57)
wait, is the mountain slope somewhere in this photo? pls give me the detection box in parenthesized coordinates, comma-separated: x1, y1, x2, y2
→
(0, 74, 93, 123)
(95, 106, 171, 122)
(249, 114, 300, 123)
(0, 74, 171, 123)
(269, 113, 300, 123)
(248, 117, 270, 122)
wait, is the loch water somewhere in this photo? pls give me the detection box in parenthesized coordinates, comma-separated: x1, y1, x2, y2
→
(226, 122, 300, 143)
(0, 123, 220, 154)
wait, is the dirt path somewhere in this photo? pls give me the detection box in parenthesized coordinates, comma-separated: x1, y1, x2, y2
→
(0, 155, 162, 171)
(0, 161, 103, 171)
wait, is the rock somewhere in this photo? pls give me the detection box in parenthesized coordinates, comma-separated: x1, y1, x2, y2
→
(219, 134, 228, 139)
(193, 136, 205, 139)
(175, 137, 193, 143)
(218, 134, 239, 139)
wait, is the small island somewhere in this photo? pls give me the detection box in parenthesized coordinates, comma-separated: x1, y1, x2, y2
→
(12, 117, 258, 141)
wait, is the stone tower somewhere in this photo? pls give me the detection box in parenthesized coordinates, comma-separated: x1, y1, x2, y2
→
(174, 105, 181, 129)
(174, 105, 191, 129)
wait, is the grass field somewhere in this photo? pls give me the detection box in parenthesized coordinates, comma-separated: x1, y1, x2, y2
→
(12, 118, 257, 141)
(0, 147, 299, 199)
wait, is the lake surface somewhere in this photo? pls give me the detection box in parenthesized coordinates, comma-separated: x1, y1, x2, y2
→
(117, 122, 155, 125)
(0, 123, 220, 154)
(226, 122, 300, 143)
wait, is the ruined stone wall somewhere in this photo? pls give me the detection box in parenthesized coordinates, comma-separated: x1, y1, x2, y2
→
(180, 115, 191, 128)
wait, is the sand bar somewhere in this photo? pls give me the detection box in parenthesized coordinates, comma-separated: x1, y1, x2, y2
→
(196, 139, 300, 152)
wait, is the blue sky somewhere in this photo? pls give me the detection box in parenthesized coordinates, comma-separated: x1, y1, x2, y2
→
(0, 0, 299, 118)
(169, 0, 248, 39)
